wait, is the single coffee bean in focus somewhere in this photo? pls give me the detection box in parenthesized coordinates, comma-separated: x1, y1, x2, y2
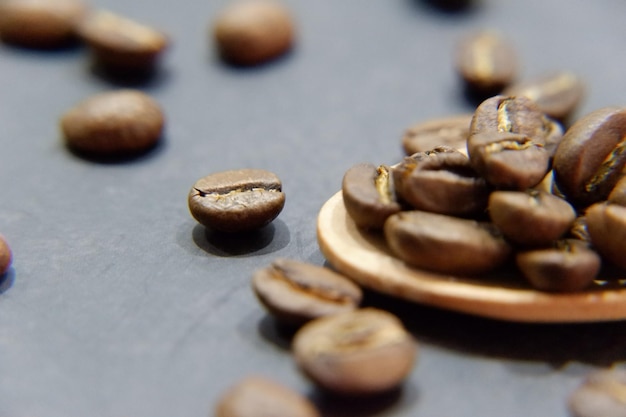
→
(292, 308, 418, 396)
(568, 368, 626, 417)
(60, 90, 164, 156)
(0, 235, 12, 275)
(188, 169, 285, 233)
(213, 0, 294, 66)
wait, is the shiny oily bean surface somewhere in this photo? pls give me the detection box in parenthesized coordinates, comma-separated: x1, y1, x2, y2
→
(586, 202, 626, 270)
(467, 131, 550, 190)
(516, 239, 600, 292)
(402, 114, 472, 156)
(384, 210, 512, 275)
(213, 0, 294, 66)
(188, 169, 285, 233)
(0, 0, 87, 48)
(393, 146, 489, 217)
(342, 163, 401, 230)
(292, 308, 417, 396)
(488, 190, 576, 246)
(455, 30, 517, 95)
(215, 376, 320, 417)
(78, 10, 168, 72)
(503, 71, 585, 121)
(0, 234, 12, 275)
(252, 258, 362, 326)
(568, 369, 626, 417)
(553, 107, 626, 207)
(60, 90, 164, 156)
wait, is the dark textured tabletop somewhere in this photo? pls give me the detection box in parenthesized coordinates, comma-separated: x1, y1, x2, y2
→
(2, 1, 626, 416)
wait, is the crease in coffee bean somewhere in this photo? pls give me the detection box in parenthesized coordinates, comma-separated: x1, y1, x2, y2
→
(584, 137, 626, 193)
(269, 264, 357, 304)
(497, 99, 513, 132)
(310, 322, 407, 354)
(472, 34, 497, 80)
(483, 137, 539, 153)
(374, 166, 393, 204)
(194, 184, 281, 197)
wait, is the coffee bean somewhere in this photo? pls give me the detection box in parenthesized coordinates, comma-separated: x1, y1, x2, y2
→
(392, 146, 490, 216)
(568, 369, 626, 417)
(516, 239, 600, 292)
(60, 90, 164, 156)
(77, 10, 168, 73)
(384, 210, 512, 275)
(292, 308, 417, 395)
(213, 0, 294, 66)
(0, 0, 87, 48)
(455, 30, 517, 95)
(188, 169, 285, 233)
(569, 215, 591, 242)
(467, 131, 550, 190)
(215, 376, 320, 417)
(608, 176, 626, 206)
(488, 190, 576, 246)
(0, 235, 12, 276)
(553, 107, 626, 207)
(586, 202, 626, 270)
(341, 163, 401, 230)
(402, 114, 472, 156)
(503, 71, 585, 121)
(252, 258, 362, 326)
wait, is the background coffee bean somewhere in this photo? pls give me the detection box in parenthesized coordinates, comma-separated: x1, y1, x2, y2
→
(252, 258, 362, 326)
(586, 202, 626, 270)
(0, 0, 87, 48)
(77, 9, 168, 73)
(402, 114, 472, 156)
(0, 234, 12, 276)
(568, 369, 626, 417)
(60, 90, 164, 156)
(213, 0, 294, 66)
(553, 106, 626, 207)
(215, 376, 320, 417)
(292, 308, 418, 395)
(188, 169, 285, 233)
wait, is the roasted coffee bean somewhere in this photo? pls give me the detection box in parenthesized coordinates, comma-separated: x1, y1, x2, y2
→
(188, 169, 285, 233)
(503, 71, 585, 121)
(488, 190, 576, 246)
(467, 131, 550, 190)
(0, 0, 87, 48)
(215, 376, 320, 417)
(568, 368, 626, 417)
(586, 202, 626, 270)
(213, 0, 294, 66)
(292, 308, 417, 395)
(455, 30, 517, 95)
(553, 107, 626, 207)
(516, 239, 600, 292)
(402, 114, 472, 156)
(78, 10, 168, 73)
(60, 90, 164, 156)
(393, 146, 490, 216)
(342, 163, 401, 230)
(252, 258, 362, 326)
(384, 210, 512, 275)
(608, 176, 626, 206)
(0, 234, 12, 275)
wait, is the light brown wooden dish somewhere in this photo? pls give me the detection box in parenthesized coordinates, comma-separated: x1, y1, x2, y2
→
(317, 191, 626, 322)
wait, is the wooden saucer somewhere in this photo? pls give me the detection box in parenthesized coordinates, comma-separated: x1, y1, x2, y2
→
(317, 191, 626, 322)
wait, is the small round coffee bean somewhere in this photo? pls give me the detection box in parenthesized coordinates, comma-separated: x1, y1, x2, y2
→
(516, 239, 600, 292)
(213, 0, 294, 66)
(0, 234, 12, 275)
(467, 131, 550, 190)
(0, 0, 87, 48)
(77, 10, 168, 73)
(60, 90, 164, 156)
(553, 107, 626, 207)
(455, 30, 517, 95)
(342, 163, 401, 230)
(568, 369, 626, 417)
(188, 169, 285, 233)
(503, 71, 585, 121)
(586, 202, 626, 270)
(252, 258, 362, 326)
(488, 190, 576, 246)
(215, 376, 320, 417)
(384, 210, 512, 275)
(292, 308, 417, 395)
(402, 114, 472, 156)
(393, 146, 490, 217)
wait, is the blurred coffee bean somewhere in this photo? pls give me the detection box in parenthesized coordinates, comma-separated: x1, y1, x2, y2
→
(0, 234, 12, 275)
(402, 114, 472, 156)
(568, 368, 626, 417)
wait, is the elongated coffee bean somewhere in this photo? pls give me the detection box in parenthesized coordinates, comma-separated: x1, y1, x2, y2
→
(188, 169, 285, 233)
(252, 258, 362, 325)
